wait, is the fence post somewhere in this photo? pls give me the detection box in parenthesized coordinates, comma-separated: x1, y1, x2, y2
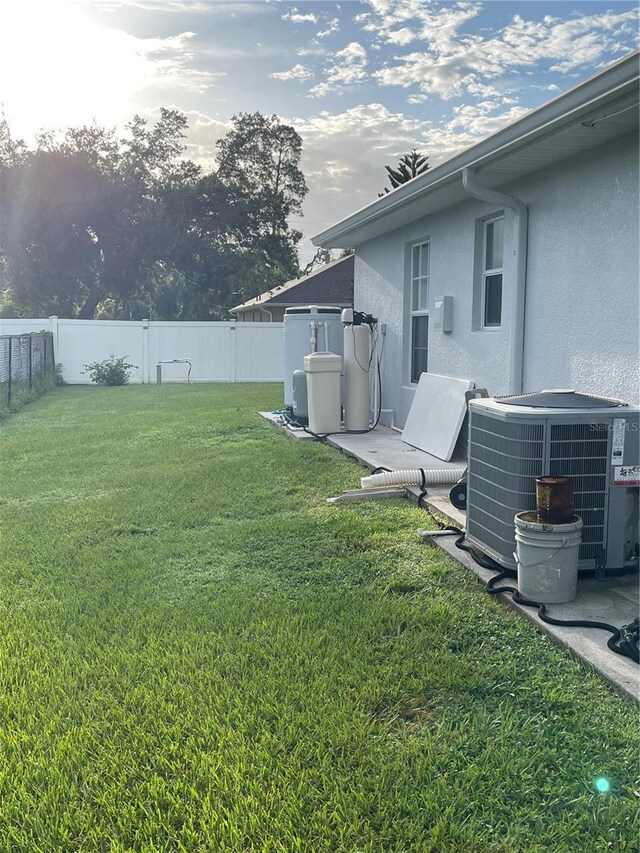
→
(229, 324, 237, 382)
(49, 316, 59, 367)
(142, 319, 150, 384)
(29, 335, 33, 388)
(7, 337, 12, 404)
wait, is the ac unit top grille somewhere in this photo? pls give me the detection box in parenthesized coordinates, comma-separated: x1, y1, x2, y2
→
(495, 389, 626, 408)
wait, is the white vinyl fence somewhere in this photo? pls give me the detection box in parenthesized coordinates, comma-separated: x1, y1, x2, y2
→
(0, 317, 284, 384)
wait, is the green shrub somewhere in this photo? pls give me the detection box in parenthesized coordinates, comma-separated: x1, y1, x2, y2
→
(82, 355, 138, 386)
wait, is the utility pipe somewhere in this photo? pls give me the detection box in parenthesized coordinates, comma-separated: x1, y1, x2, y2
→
(361, 467, 467, 489)
(462, 167, 528, 395)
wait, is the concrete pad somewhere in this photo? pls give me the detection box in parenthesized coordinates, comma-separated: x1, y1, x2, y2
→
(261, 413, 639, 702)
(435, 536, 639, 704)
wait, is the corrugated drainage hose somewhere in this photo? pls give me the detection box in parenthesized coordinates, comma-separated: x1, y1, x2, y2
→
(361, 467, 467, 489)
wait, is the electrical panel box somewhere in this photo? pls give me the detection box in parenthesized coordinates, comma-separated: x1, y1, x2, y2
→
(433, 296, 453, 332)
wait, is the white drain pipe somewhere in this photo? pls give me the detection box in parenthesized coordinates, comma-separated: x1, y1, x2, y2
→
(462, 167, 528, 395)
(361, 467, 467, 489)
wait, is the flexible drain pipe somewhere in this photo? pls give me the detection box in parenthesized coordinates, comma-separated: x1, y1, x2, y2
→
(462, 167, 528, 395)
(361, 467, 467, 489)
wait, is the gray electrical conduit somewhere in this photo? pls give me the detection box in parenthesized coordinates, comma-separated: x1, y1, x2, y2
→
(461, 167, 528, 395)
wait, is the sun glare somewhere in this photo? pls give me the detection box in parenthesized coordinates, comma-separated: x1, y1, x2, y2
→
(0, 0, 148, 140)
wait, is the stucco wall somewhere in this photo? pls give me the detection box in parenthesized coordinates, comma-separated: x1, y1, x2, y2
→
(520, 133, 638, 399)
(356, 131, 639, 427)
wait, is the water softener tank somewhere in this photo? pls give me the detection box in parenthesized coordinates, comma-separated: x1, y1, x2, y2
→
(342, 309, 370, 430)
(283, 306, 343, 408)
(304, 352, 341, 434)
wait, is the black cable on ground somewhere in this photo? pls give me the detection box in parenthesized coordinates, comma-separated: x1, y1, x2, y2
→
(282, 413, 307, 431)
(417, 468, 429, 509)
(432, 527, 639, 664)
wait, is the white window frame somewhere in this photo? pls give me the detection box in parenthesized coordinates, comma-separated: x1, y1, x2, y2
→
(482, 216, 504, 328)
(409, 240, 430, 383)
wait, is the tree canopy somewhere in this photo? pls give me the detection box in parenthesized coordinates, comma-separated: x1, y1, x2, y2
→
(379, 149, 430, 196)
(0, 110, 308, 320)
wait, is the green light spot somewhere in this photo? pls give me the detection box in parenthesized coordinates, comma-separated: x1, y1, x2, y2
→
(595, 777, 611, 793)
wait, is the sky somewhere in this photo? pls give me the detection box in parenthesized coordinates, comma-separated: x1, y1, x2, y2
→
(0, 0, 638, 265)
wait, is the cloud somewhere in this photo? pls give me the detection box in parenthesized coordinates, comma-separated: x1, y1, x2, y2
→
(181, 110, 231, 168)
(362, 0, 480, 49)
(270, 63, 314, 82)
(140, 31, 224, 93)
(289, 97, 534, 259)
(297, 44, 327, 57)
(309, 41, 368, 97)
(385, 27, 417, 46)
(317, 17, 340, 39)
(282, 8, 318, 25)
(368, 3, 639, 99)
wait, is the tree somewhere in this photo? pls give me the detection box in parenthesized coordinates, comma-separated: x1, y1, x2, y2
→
(301, 247, 334, 277)
(215, 112, 307, 293)
(379, 149, 430, 196)
(0, 110, 311, 320)
(0, 110, 197, 318)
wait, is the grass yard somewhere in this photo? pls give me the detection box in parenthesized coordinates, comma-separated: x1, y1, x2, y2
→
(0, 384, 637, 852)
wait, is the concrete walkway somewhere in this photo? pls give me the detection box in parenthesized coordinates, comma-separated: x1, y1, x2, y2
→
(262, 414, 639, 703)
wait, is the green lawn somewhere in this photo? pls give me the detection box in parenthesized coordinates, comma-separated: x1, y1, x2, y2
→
(0, 384, 637, 852)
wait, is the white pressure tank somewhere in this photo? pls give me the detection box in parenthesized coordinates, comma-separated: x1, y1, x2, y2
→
(304, 352, 342, 434)
(343, 317, 370, 430)
(283, 306, 343, 408)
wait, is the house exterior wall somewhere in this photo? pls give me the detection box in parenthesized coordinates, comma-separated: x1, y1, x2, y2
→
(356, 131, 639, 428)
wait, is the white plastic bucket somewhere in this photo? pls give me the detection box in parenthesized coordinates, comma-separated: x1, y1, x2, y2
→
(514, 512, 583, 604)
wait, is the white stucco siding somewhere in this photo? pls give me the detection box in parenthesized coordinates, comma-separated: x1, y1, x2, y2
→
(357, 200, 516, 426)
(520, 131, 639, 403)
(356, 131, 639, 427)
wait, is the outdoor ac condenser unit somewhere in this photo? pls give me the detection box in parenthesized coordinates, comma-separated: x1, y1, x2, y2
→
(466, 391, 640, 573)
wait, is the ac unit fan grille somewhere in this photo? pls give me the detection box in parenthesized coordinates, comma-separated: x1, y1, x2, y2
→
(549, 422, 609, 560)
(467, 415, 612, 566)
(467, 414, 545, 561)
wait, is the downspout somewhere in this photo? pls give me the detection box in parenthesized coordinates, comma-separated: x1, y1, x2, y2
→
(259, 307, 273, 322)
(462, 167, 528, 395)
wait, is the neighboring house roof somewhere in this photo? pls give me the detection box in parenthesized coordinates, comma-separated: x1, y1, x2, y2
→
(230, 255, 354, 314)
(313, 52, 639, 248)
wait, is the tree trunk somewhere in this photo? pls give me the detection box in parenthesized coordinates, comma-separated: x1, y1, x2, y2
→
(78, 289, 104, 319)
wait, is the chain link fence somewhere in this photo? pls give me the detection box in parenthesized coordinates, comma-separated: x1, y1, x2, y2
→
(0, 333, 56, 406)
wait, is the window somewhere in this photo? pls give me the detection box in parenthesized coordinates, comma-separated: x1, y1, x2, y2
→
(482, 217, 504, 327)
(410, 241, 430, 382)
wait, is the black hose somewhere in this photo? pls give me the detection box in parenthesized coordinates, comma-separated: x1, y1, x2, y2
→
(417, 468, 429, 509)
(442, 528, 639, 664)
